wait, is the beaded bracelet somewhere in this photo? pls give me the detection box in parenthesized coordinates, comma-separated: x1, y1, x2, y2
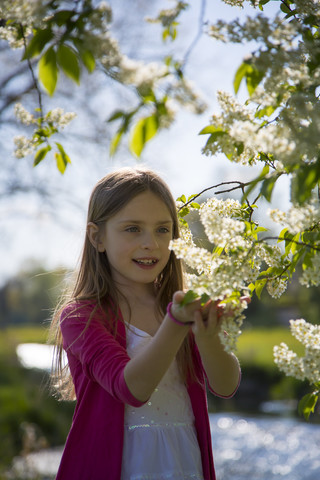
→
(166, 302, 193, 326)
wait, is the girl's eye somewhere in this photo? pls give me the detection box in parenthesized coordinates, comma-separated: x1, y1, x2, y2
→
(125, 226, 139, 232)
(158, 227, 170, 234)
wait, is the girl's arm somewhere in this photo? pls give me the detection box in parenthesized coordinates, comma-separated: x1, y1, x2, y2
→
(123, 291, 198, 403)
(192, 305, 241, 398)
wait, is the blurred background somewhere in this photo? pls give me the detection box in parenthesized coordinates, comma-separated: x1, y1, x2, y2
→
(1, 1, 320, 479)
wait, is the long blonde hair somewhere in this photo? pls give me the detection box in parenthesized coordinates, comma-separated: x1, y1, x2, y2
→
(49, 167, 195, 400)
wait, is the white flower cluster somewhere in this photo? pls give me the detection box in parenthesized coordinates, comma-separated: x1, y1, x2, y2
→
(117, 57, 169, 93)
(146, 1, 188, 27)
(168, 78, 207, 115)
(268, 202, 320, 235)
(202, 91, 258, 165)
(274, 319, 320, 385)
(45, 108, 77, 128)
(0, 0, 45, 47)
(14, 103, 36, 126)
(266, 277, 288, 298)
(300, 252, 320, 288)
(13, 104, 76, 158)
(14, 135, 37, 159)
(170, 196, 295, 351)
(200, 198, 247, 249)
(218, 298, 248, 353)
(255, 243, 282, 268)
(206, 9, 320, 169)
(220, 0, 257, 7)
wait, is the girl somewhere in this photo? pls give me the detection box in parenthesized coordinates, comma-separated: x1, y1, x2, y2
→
(50, 167, 241, 480)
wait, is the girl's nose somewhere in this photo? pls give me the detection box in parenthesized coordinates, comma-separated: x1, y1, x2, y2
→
(141, 232, 159, 249)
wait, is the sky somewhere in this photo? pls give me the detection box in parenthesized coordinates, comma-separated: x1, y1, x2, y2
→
(0, 0, 286, 286)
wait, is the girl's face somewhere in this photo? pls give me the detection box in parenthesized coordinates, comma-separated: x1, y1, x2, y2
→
(98, 191, 173, 291)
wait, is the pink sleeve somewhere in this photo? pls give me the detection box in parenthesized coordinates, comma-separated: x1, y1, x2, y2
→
(60, 304, 146, 407)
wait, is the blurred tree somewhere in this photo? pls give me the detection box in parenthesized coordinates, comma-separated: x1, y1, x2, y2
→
(0, 261, 68, 326)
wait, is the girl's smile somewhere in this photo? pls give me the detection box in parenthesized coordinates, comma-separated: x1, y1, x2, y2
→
(133, 258, 159, 268)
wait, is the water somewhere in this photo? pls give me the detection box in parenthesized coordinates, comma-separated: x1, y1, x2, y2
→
(9, 413, 320, 479)
(12, 344, 320, 479)
(211, 414, 320, 480)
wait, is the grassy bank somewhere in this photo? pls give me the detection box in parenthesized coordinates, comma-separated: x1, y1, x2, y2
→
(237, 327, 304, 369)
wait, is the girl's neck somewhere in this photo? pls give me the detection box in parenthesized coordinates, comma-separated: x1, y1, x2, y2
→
(116, 281, 157, 308)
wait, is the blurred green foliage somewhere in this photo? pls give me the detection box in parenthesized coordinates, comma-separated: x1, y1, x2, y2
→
(0, 327, 74, 477)
(0, 261, 68, 327)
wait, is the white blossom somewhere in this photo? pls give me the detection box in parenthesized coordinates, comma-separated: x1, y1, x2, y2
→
(266, 277, 288, 298)
(45, 109, 77, 129)
(274, 319, 320, 385)
(146, 1, 188, 27)
(268, 202, 320, 234)
(13, 135, 37, 158)
(300, 253, 320, 287)
(14, 104, 35, 126)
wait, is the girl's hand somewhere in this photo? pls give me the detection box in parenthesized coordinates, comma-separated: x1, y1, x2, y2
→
(192, 295, 251, 341)
(192, 301, 223, 340)
(169, 291, 202, 325)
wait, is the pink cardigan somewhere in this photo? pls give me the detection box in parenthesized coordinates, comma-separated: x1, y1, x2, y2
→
(56, 301, 239, 480)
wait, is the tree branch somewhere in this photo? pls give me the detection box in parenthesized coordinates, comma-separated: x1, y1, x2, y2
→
(178, 180, 251, 210)
(181, 0, 207, 70)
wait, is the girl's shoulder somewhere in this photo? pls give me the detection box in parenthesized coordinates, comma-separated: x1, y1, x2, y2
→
(61, 299, 97, 321)
(60, 298, 119, 330)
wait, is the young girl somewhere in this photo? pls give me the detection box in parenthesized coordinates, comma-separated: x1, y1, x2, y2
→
(50, 167, 241, 480)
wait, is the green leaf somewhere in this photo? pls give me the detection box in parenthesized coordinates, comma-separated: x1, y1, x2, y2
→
(298, 393, 318, 420)
(56, 44, 80, 84)
(109, 131, 123, 157)
(80, 49, 95, 73)
(290, 233, 301, 254)
(199, 125, 225, 135)
(234, 62, 265, 96)
(52, 9, 74, 27)
(234, 62, 250, 94)
(255, 104, 277, 119)
(280, 2, 292, 14)
(260, 173, 281, 202)
(242, 165, 270, 201)
(33, 145, 52, 166)
(162, 27, 170, 42)
(177, 194, 187, 203)
(22, 28, 54, 59)
(254, 278, 267, 299)
(213, 246, 224, 256)
(54, 142, 71, 174)
(38, 47, 58, 95)
(129, 115, 159, 157)
(108, 110, 126, 122)
(179, 290, 199, 306)
(291, 162, 320, 204)
(278, 228, 288, 243)
(246, 65, 265, 96)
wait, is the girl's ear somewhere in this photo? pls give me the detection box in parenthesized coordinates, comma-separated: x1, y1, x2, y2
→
(87, 222, 106, 252)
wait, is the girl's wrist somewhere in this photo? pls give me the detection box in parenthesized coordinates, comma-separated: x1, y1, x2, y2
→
(166, 302, 193, 327)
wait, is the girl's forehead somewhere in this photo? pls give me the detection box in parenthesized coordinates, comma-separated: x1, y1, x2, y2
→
(112, 191, 173, 221)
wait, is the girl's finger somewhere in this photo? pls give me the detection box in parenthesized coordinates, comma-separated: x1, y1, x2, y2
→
(191, 310, 203, 335)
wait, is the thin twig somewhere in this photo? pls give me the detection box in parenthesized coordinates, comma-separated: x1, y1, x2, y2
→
(19, 23, 44, 125)
(181, 0, 207, 70)
(179, 180, 250, 210)
(260, 236, 320, 252)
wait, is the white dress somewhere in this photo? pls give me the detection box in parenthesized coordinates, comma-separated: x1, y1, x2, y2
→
(121, 324, 204, 480)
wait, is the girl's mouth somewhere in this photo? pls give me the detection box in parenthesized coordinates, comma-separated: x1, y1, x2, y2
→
(133, 258, 158, 266)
